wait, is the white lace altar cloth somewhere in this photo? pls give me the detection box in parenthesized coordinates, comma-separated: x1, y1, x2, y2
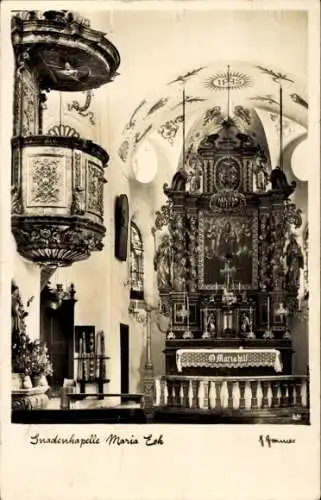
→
(176, 349, 283, 373)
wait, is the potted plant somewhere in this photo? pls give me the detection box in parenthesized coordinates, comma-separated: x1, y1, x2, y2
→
(29, 339, 53, 387)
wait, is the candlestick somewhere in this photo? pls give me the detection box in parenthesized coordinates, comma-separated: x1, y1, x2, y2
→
(78, 337, 83, 381)
(247, 306, 256, 339)
(82, 332, 89, 381)
(100, 331, 107, 380)
(95, 331, 101, 379)
(202, 307, 210, 338)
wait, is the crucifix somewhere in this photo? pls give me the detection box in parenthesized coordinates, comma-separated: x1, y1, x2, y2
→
(220, 259, 236, 290)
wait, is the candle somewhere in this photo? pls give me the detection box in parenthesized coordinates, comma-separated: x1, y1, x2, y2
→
(239, 282, 241, 291)
(267, 297, 270, 328)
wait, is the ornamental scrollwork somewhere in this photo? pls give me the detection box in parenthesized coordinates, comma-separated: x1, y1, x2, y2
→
(67, 90, 96, 126)
(158, 115, 183, 145)
(70, 188, 85, 215)
(154, 201, 173, 231)
(284, 201, 303, 231)
(11, 186, 24, 214)
(29, 157, 64, 206)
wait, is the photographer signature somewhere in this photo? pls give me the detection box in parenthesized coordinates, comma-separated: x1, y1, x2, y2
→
(259, 434, 296, 448)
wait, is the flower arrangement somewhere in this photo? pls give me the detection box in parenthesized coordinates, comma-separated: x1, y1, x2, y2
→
(12, 330, 33, 375)
(29, 339, 53, 377)
(12, 331, 53, 377)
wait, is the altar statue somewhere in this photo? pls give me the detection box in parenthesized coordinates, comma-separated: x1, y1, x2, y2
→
(187, 168, 202, 193)
(240, 312, 251, 335)
(207, 313, 217, 337)
(254, 156, 269, 191)
(285, 234, 304, 290)
(153, 234, 173, 289)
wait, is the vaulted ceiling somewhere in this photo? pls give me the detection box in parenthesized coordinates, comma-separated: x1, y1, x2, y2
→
(81, 8, 308, 178)
(117, 60, 307, 166)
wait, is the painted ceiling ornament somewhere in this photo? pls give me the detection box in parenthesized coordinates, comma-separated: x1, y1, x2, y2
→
(255, 65, 294, 84)
(249, 95, 279, 106)
(134, 125, 153, 145)
(167, 66, 207, 85)
(158, 115, 183, 145)
(171, 95, 206, 111)
(233, 105, 251, 126)
(290, 93, 308, 109)
(118, 139, 130, 162)
(124, 99, 146, 131)
(203, 106, 224, 127)
(146, 97, 169, 116)
(67, 90, 96, 126)
(204, 71, 251, 91)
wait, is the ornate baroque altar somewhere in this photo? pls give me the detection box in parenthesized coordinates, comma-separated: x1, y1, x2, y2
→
(155, 117, 303, 377)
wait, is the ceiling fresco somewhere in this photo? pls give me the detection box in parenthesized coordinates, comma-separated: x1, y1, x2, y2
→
(117, 61, 308, 165)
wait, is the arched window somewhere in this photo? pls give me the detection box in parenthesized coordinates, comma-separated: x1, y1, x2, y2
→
(130, 222, 144, 300)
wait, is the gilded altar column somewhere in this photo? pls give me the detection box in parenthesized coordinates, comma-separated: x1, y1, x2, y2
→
(187, 214, 198, 292)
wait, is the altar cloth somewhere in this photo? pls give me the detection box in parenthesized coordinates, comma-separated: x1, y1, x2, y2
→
(176, 348, 283, 373)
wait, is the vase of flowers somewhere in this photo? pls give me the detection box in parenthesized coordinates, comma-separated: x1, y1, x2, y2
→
(12, 330, 33, 389)
(29, 339, 53, 387)
(12, 330, 53, 389)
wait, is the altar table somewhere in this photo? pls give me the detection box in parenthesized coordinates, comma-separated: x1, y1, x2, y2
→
(176, 349, 283, 373)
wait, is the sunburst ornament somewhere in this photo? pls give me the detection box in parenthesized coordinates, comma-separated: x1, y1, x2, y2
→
(204, 71, 252, 91)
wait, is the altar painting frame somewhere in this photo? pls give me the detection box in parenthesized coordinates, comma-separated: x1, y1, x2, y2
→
(198, 208, 258, 291)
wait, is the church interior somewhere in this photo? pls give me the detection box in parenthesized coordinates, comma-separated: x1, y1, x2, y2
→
(8, 8, 311, 424)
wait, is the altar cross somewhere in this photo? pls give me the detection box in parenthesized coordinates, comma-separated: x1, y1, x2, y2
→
(220, 260, 236, 289)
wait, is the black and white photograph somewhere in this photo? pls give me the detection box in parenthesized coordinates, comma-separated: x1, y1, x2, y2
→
(1, 1, 320, 500)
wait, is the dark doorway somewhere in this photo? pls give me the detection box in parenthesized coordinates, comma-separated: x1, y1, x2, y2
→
(40, 286, 75, 391)
(120, 324, 129, 402)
